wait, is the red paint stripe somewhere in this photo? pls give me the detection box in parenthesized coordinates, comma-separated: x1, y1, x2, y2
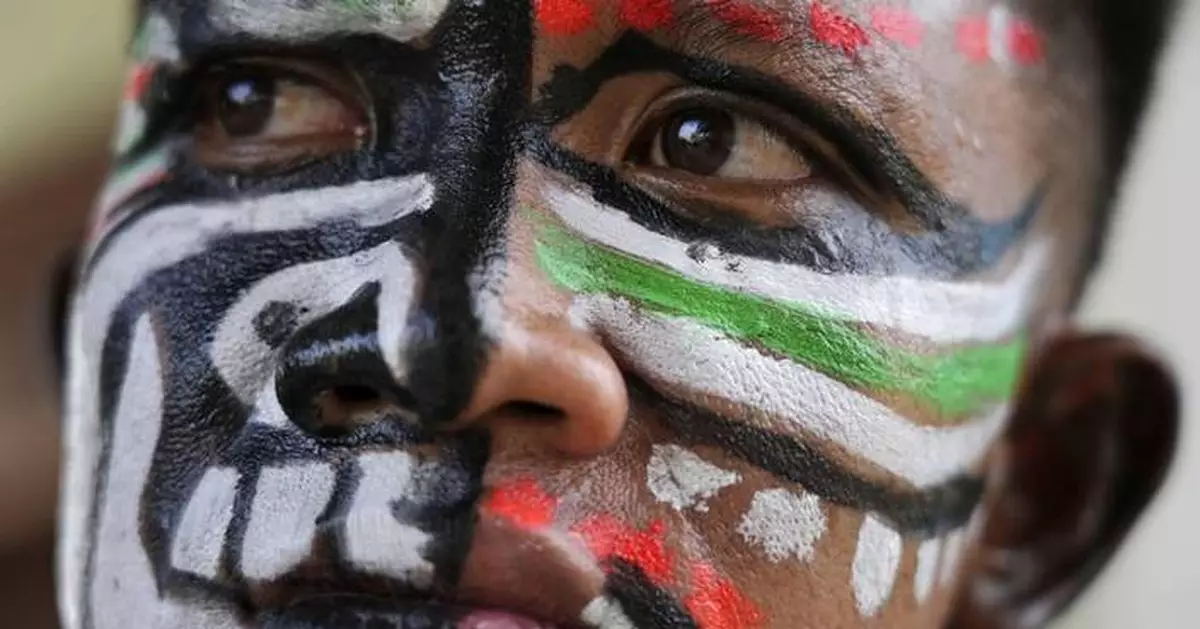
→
(619, 0, 675, 31)
(684, 562, 765, 629)
(482, 478, 558, 530)
(536, 0, 596, 35)
(574, 515, 675, 584)
(870, 6, 924, 48)
(1008, 19, 1045, 64)
(956, 17, 991, 63)
(705, 0, 786, 42)
(811, 2, 871, 57)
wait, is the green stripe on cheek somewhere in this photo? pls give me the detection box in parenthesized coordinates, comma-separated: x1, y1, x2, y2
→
(534, 223, 1026, 419)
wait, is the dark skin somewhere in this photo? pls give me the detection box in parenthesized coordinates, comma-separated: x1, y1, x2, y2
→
(46, 1, 1178, 629)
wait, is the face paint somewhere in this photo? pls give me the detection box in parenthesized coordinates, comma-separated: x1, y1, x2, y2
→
(810, 2, 871, 56)
(871, 6, 925, 48)
(61, 1, 1096, 628)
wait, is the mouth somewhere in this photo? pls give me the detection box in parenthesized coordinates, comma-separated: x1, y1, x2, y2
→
(258, 595, 563, 629)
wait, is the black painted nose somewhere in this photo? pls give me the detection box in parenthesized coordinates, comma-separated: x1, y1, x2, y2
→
(274, 282, 417, 439)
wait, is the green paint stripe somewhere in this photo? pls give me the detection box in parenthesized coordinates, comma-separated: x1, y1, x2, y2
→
(534, 222, 1025, 419)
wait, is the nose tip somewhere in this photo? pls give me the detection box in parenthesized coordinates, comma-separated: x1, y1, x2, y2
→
(459, 324, 629, 457)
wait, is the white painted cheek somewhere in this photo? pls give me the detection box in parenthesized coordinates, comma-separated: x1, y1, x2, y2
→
(210, 242, 418, 405)
(738, 489, 828, 564)
(89, 316, 162, 629)
(343, 452, 434, 587)
(939, 530, 967, 586)
(584, 297, 1008, 488)
(171, 467, 240, 580)
(914, 537, 942, 604)
(81, 175, 431, 355)
(240, 463, 337, 582)
(852, 515, 904, 617)
(645, 444, 740, 513)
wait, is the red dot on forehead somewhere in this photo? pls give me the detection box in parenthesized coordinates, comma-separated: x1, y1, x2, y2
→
(810, 2, 871, 56)
(870, 6, 924, 48)
(705, 0, 787, 42)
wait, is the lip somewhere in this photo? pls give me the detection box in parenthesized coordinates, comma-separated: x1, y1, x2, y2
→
(242, 510, 602, 629)
(258, 595, 562, 629)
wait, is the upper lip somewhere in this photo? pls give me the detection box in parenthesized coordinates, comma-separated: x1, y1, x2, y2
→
(244, 505, 603, 629)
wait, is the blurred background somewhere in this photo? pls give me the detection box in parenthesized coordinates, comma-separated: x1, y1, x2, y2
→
(0, 0, 1195, 627)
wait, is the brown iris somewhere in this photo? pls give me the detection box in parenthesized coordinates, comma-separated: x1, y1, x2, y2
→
(193, 59, 370, 175)
(636, 100, 815, 182)
(216, 73, 277, 137)
(658, 108, 737, 176)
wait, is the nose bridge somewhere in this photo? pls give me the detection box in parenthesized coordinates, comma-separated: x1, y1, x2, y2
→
(446, 164, 630, 456)
(400, 0, 536, 423)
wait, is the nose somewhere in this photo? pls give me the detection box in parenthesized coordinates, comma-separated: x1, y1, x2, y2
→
(456, 320, 629, 457)
(272, 280, 628, 454)
(274, 282, 418, 439)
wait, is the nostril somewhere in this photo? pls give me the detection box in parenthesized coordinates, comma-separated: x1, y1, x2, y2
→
(306, 384, 417, 438)
(331, 384, 383, 405)
(495, 401, 566, 422)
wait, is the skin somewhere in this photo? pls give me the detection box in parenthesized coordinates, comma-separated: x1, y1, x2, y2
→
(57, 1, 1178, 629)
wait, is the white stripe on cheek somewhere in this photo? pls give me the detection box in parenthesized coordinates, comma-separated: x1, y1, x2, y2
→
(852, 515, 904, 617)
(545, 184, 1047, 344)
(240, 463, 337, 581)
(939, 530, 966, 586)
(171, 467, 240, 580)
(343, 452, 434, 588)
(913, 537, 942, 603)
(89, 316, 162, 629)
(585, 297, 1007, 487)
(738, 489, 827, 564)
(646, 445, 740, 512)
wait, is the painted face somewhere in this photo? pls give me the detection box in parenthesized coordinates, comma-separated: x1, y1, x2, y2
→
(60, 1, 1106, 628)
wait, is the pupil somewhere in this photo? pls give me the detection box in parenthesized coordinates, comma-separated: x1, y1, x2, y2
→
(218, 74, 275, 137)
(661, 108, 735, 176)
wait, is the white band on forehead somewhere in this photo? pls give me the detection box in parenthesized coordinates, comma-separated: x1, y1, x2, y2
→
(210, 0, 453, 43)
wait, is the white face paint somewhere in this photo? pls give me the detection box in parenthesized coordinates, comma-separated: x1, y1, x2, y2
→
(585, 296, 1007, 488)
(738, 489, 827, 564)
(209, 0, 452, 43)
(60, 175, 439, 629)
(544, 184, 1047, 344)
(240, 462, 337, 581)
(646, 445, 740, 513)
(851, 515, 904, 617)
(343, 452, 435, 587)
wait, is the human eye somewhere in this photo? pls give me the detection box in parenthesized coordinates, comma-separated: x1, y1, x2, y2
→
(189, 58, 371, 176)
(628, 100, 814, 182)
